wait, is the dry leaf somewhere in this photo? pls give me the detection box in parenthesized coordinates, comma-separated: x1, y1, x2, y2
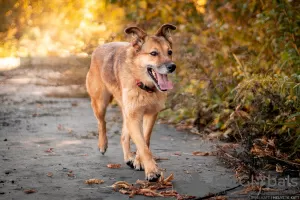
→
(24, 189, 36, 194)
(159, 190, 178, 197)
(112, 172, 194, 199)
(174, 152, 182, 156)
(276, 164, 283, 173)
(164, 173, 174, 183)
(85, 179, 104, 184)
(119, 189, 130, 194)
(107, 164, 121, 169)
(111, 181, 131, 189)
(192, 151, 209, 156)
(136, 188, 163, 197)
(67, 172, 75, 177)
(47, 172, 53, 177)
(45, 148, 54, 153)
(215, 196, 228, 200)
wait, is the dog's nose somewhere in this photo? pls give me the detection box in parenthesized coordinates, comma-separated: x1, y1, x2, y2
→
(167, 63, 176, 73)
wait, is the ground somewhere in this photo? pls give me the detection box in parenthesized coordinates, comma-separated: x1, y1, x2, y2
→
(0, 62, 298, 200)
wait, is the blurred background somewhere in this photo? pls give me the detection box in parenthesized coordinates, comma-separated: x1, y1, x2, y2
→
(0, 0, 299, 161)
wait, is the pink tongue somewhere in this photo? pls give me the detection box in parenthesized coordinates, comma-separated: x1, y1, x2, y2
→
(157, 73, 173, 90)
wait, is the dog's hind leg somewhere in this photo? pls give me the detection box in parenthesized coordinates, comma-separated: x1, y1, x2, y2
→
(121, 114, 135, 168)
(90, 88, 112, 155)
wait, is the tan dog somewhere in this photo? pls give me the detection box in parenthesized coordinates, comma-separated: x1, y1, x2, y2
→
(86, 24, 176, 181)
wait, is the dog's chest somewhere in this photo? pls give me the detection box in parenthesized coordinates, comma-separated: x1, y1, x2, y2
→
(123, 89, 167, 114)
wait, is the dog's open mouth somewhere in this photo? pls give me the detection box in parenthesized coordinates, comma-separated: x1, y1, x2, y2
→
(147, 68, 173, 91)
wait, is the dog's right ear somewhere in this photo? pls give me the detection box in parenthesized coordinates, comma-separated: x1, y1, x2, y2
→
(124, 26, 147, 50)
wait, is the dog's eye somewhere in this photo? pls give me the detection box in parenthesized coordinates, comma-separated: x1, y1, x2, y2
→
(168, 50, 172, 56)
(150, 51, 158, 56)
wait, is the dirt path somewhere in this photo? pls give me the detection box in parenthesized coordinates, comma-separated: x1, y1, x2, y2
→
(0, 66, 240, 200)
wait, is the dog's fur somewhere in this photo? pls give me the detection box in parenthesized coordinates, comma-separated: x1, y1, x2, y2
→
(86, 24, 176, 181)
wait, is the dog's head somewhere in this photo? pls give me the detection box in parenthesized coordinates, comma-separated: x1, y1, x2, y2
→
(125, 24, 177, 92)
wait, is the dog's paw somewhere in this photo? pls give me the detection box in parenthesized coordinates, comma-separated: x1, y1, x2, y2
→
(125, 157, 135, 169)
(98, 143, 108, 155)
(146, 172, 160, 182)
(133, 156, 144, 171)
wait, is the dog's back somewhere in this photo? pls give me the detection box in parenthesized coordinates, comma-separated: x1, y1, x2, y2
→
(86, 42, 129, 100)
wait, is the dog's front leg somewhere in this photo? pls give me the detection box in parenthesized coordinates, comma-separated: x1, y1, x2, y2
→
(125, 112, 160, 182)
(134, 113, 158, 171)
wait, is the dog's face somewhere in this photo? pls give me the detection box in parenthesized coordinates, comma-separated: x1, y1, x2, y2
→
(125, 24, 177, 92)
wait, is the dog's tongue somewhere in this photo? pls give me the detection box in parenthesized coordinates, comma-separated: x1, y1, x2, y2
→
(157, 73, 173, 90)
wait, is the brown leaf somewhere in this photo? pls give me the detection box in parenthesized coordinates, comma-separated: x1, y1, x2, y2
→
(159, 190, 178, 197)
(67, 173, 75, 177)
(111, 181, 131, 189)
(215, 196, 228, 200)
(174, 152, 181, 156)
(164, 173, 174, 183)
(192, 151, 209, 156)
(71, 102, 78, 107)
(276, 164, 283, 173)
(45, 148, 54, 153)
(136, 188, 163, 197)
(47, 172, 53, 177)
(136, 179, 149, 186)
(119, 189, 130, 194)
(24, 189, 36, 194)
(107, 164, 121, 169)
(85, 179, 104, 184)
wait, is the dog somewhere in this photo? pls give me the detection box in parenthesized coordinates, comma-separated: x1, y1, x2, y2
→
(86, 24, 176, 181)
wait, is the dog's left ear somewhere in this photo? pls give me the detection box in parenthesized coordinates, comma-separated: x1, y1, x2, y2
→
(124, 26, 147, 50)
(155, 24, 177, 46)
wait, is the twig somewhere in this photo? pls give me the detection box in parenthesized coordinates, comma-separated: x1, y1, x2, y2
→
(195, 184, 242, 200)
(267, 155, 300, 167)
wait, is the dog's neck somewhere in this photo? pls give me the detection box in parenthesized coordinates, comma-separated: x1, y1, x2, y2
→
(135, 80, 156, 93)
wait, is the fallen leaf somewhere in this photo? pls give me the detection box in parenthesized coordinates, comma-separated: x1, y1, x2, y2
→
(107, 164, 121, 169)
(192, 151, 209, 156)
(45, 148, 54, 153)
(85, 179, 104, 184)
(67, 173, 75, 177)
(159, 190, 178, 197)
(24, 189, 36, 194)
(71, 102, 78, 107)
(136, 188, 163, 197)
(112, 172, 194, 199)
(276, 164, 283, 173)
(119, 189, 130, 194)
(111, 181, 131, 189)
(163, 173, 174, 183)
(215, 196, 228, 200)
(47, 172, 53, 177)
(174, 152, 182, 156)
